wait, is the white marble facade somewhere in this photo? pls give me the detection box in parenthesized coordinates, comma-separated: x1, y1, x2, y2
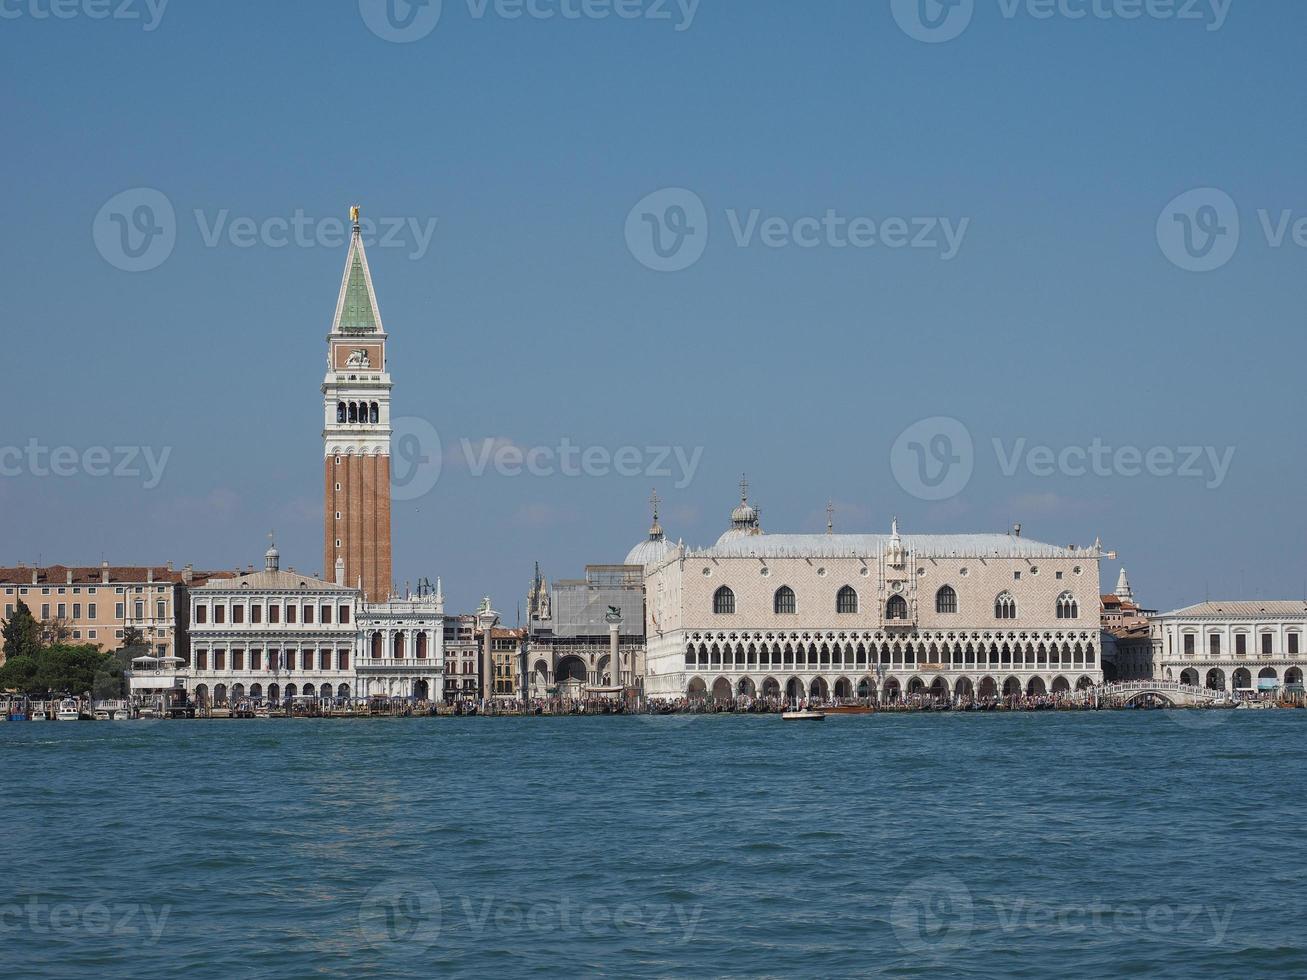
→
(641, 488, 1104, 702)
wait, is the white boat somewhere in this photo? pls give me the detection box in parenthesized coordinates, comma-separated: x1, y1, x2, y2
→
(31, 705, 48, 722)
(782, 709, 826, 721)
(93, 700, 131, 720)
(56, 698, 81, 721)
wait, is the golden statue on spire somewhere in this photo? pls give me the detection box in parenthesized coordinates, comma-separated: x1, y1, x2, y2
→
(350, 205, 361, 225)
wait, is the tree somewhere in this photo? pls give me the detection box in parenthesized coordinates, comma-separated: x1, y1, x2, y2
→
(2, 600, 41, 665)
(0, 655, 38, 692)
(31, 645, 114, 696)
(38, 617, 73, 647)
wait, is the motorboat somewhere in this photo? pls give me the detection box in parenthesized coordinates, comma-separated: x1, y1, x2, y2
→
(56, 698, 81, 721)
(782, 708, 827, 721)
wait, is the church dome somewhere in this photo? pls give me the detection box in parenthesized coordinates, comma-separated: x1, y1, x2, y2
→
(626, 535, 673, 568)
(718, 475, 762, 546)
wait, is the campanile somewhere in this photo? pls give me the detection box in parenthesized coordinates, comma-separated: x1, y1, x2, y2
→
(323, 206, 392, 602)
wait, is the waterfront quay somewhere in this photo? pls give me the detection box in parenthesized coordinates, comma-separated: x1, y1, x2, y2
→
(6, 682, 1303, 723)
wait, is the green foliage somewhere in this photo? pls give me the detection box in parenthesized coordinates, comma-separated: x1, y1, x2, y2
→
(0, 655, 39, 692)
(0, 644, 116, 696)
(2, 600, 42, 663)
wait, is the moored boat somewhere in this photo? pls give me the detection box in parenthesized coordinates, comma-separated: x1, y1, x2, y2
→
(822, 704, 874, 715)
(56, 698, 81, 721)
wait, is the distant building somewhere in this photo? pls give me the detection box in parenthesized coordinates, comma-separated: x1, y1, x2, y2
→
(1100, 569, 1155, 681)
(0, 562, 231, 667)
(485, 626, 526, 698)
(175, 543, 445, 705)
(527, 563, 646, 699)
(184, 544, 361, 706)
(1151, 601, 1307, 694)
(643, 479, 1106, 702)
(442, 613, 479, 702)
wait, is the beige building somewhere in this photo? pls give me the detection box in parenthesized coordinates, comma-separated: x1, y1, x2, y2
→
(0, 562, 230, 666)
(1100, 569, 1155, 681)
(643, 483, 1105, 702)
(443, 613, 480, 702)
(1151, 601, 1307, 695)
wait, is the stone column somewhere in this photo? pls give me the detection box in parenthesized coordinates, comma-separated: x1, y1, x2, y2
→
(609, 623, 620, 688)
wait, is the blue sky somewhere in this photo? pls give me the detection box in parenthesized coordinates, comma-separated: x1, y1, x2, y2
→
(2, 0, 1304, 614)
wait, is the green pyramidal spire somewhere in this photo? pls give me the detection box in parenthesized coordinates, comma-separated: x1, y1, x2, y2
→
(331, 206, 382, 334)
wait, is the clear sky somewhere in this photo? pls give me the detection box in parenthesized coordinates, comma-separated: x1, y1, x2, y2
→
(2, 0, 1304, 615)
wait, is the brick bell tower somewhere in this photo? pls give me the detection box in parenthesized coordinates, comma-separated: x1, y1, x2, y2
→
(323, 205, 392, 602)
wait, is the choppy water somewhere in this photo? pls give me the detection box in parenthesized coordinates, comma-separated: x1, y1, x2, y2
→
(1, 712, 1305, 978)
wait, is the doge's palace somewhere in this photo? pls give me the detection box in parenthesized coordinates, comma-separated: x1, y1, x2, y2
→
(642, 481, 1105, 702)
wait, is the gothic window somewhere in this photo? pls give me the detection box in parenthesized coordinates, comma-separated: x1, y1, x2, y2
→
(936, 585, 958, 614)
(1056, 592, 1079, 619)
(886, 594, 908, 620)
(837, 586, 859, 615)
(774, 586, 796, 615)
(713, 586, 736, 615)
(995, 592, 1018, 620)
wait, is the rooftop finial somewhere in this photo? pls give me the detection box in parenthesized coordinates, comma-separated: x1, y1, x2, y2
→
(739, 473, 749, 503)
(264, 530, 280, 573)
(650, 488, 661, 522)
(826, 500, 835, 535)
(350, 204, 361, 231)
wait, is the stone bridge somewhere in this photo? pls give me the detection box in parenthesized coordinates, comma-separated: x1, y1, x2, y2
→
(1094, 680, 1226, 707)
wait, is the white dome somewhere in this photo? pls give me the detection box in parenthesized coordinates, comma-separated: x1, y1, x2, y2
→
(626, 535, 674, 567)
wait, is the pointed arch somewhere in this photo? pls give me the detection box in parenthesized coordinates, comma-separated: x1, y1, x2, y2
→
(773, 585, 796, 615)
(994, 591, 1017, 620)
(935, 585, 958, 614)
